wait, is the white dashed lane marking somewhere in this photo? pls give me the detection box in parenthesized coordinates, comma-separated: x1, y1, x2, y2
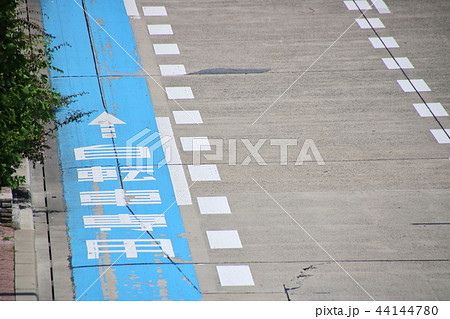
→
(369, 37, 399, 48)
(413, 103, 448, 117)
(355, 18, 385, 29)
(166, 87, 195, 99)
(148, 0, 255, 290)
(159, 64, 186, 76)
(188, 164, 221, 181)
(173, 110, 203, 124)
(216, 265, 255, 287)
(344, 1, 371, 11)
(153, 43, 180, 55)
(180, 136, 211, 151)
(370, 0, 391, 14)
(142, 6, 167, 16)
(147, 24, 174, 35)
(430, 129, 450, 144)
(382, 57, 414, 69)
(397, 79, 431, 92)
(197, 196, 232, 215)
(206, 230, 243, 249)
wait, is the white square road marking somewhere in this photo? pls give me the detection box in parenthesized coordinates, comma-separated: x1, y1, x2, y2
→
(355, 18, 384, 29)
(180, 137, 211, 151)
(188, 164, 220, 181)
(197, 196, 231, 215)
(142, 6, 167, 16)
(369, 37, 399, 48)
(397, 79, 431, 92)
(166, 87, 194, 99)
(173, 110, 203, 124)
(371, 0, 390, 14)
(153, 44, 180, 55)
(206, 230, 242, 249)
(216, 265, 255, 286)
(430, 129, 450, 144)
(159, 64, 186, 76)
(343, 1, 371, 10)
(147, 24, 173, 35)
(382, 57, 414, 69)
(413, 103, 448, 117)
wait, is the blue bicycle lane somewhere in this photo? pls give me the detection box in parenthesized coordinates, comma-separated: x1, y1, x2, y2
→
(40, 0, 201, 300)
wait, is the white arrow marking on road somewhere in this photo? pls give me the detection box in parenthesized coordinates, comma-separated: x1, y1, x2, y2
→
(88, 111, 126, 138)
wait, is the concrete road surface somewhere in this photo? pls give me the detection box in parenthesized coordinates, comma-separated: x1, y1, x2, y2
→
(130, 0, 449, 300)
(37, 0, 450, 301)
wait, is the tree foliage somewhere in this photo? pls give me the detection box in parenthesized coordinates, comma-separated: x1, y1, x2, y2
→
(0, 0, 89, 187)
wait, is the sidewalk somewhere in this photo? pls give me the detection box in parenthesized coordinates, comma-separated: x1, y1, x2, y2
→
(0, 181, 36, 301)
(12, 162, 39, 301)
(1, 163, 41, 302)
(0, 225, 15, 301)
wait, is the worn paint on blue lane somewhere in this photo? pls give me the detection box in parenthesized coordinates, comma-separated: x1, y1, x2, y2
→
(82, 0, 143, 76)
(40, 0, 97, 77)
(41, 0, 201, 300)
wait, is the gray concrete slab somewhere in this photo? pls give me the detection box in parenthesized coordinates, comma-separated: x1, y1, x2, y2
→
(14, 230, 38, 301)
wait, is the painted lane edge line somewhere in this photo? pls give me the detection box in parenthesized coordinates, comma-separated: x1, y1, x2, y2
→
(156, 117, 193, 205)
